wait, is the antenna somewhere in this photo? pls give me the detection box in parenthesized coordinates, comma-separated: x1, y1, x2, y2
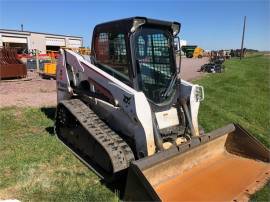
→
(21, 24, 24, 31)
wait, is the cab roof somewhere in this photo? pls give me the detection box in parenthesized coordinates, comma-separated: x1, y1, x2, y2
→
(93, 17, 181, 36)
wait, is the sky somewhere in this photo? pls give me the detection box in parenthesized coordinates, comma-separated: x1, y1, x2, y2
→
(0, 0, 269, 51)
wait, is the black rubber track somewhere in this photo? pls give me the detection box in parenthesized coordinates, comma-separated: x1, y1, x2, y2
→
(55, 99, 134, 179)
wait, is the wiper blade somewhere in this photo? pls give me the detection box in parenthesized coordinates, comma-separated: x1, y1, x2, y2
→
(162, 73, 177, 97)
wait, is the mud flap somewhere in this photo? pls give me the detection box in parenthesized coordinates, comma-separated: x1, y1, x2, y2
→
(124, 124, 270, 201)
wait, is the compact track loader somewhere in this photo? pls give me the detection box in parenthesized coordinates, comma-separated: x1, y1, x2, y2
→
(55, 17, 270, 201)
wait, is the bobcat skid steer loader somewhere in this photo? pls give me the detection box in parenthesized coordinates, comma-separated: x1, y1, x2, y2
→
(55, 17, 270, 201)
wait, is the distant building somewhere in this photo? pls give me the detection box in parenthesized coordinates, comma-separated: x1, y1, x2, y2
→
(0, 29, 83, 53)
(180, 40, 187, 47)
(174, 39, 187, 52)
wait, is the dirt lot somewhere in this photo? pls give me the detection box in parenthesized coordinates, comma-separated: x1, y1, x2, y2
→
(0, 72, 56, 108)
(179, 57, 209, 81)
(0, 58, 208, 108)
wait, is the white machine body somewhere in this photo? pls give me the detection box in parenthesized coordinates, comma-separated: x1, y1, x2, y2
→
(57, 49, 204, 157)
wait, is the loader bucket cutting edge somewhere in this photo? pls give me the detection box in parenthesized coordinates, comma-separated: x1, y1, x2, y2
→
(124, 124, 270, 201)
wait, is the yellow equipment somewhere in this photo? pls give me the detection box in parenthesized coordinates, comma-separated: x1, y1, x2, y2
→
(44, 63, 56, 75)
(40, 51, 57, 79)
(79, 47, 91, 55)
(193, 47, 204, 58)
(62, 47, 91, 55)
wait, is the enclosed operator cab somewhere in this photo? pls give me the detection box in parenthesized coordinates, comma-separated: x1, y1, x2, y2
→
(91, 17, 181, 110)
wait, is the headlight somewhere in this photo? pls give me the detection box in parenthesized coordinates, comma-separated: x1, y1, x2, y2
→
(195, 86, 204, 102)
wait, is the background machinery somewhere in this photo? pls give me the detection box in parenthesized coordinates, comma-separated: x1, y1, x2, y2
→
(181, 45, 203, 58)
(193, 47, 204, 58)
(39, 51, 58, 79)
(181, 45, 197, 58)
(55, 17, 270, 201)
(0, 47, 27, 79)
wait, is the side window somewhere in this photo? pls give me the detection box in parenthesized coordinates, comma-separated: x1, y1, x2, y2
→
(95, 33, 110, 63)
(95, 32, 129, 81)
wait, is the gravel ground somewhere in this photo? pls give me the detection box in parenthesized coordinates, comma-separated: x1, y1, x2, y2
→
(0, 71, 56, 108)
(179, 57, 209, 81)
(0, 58, 208, 108)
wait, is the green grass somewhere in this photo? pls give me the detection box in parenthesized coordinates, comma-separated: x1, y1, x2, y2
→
(0, 55, 269, 201)
(195, 55, 270, 148)
(195, 55, 270, 201)
(250, 182, 270, 202)
(0, 108, 118, 201)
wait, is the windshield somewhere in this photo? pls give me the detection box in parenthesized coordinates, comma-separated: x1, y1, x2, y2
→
(133, 28, 176, 104)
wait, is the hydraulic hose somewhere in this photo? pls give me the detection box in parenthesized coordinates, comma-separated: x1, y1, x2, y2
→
(152, 115, 164, 151)
(181, 99, 196, 137)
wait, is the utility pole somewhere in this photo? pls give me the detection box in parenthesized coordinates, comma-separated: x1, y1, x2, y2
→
(240, 16, 246, 60)
(35, 49, 40, 73)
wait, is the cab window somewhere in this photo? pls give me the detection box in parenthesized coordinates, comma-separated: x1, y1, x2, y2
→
(94, 32, 130, 83)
